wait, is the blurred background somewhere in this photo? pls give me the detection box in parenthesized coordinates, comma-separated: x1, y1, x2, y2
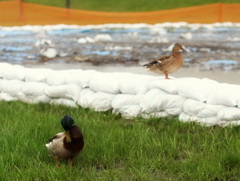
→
(0, 0, 240, 83)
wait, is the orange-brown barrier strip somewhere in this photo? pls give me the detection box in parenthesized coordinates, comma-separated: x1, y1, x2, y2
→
(0, 1, 240, 26)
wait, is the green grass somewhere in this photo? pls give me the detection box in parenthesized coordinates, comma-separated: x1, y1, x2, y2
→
(1, 100, 240, 180)
(21, 0, 240, 12)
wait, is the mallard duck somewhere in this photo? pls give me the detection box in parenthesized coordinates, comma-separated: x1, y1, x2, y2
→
(46, 115, 84, 167)
(143, 43, 187, 79)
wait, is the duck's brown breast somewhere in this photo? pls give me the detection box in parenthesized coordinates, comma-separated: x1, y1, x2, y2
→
(63, 125, 84, 157)
(165, 54, 184, 73)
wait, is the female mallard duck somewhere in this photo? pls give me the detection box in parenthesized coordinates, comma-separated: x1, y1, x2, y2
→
(46, 115, 84, 167)
(143, 43, 187, 79)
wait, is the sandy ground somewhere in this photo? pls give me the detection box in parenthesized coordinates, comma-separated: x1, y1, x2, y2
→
(25, 62, 240, 85)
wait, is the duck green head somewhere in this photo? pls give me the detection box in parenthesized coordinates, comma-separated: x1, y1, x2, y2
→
(61, 115, 75, 131)
(61, 115, 75, 143)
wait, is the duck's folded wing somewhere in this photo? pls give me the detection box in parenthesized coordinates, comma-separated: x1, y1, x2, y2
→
(144, 55, 171, 68)
(47, 132, 65, 143)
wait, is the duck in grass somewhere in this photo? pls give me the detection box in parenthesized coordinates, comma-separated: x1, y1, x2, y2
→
(46, 115, 84, 167)
(143, 43, 187, 79)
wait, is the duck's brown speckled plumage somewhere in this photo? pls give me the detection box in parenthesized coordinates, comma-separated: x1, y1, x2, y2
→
(144, 43, 186, 79)
(46, 115, 84, 167)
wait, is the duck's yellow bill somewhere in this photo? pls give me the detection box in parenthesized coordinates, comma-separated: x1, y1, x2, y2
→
(65, 131, 72, 143)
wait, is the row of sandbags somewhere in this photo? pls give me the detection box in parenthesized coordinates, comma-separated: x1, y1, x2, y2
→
(0, 63, 240, 127)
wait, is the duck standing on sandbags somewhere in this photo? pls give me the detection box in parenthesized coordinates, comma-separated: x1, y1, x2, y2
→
(46, 115, 84, 167)
(143, 43, 187, 79)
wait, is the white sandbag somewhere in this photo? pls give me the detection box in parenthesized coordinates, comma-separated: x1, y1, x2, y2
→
(207, 83, 240, 107)
(238, 99, 240, 109)
(19, 94, 50, 103)
(113, 105, 142, 118)
(0, 79, 24, 97)
(148, 77, 218, 95)
(141, 111, 169, 118)
(217, 107, 240, 121)
(140, 88, 186, 115)
(111, 94, 143, 109)
(47, 70, 76, 86)
(0, 92, 18, 101)
(0, 63, 13, 78)
(148, 78, 180, 94)
(21, 82, 49, 96)
(25, 68, 53, 82)
(2, 65, 30, 80)
(197, 117, 220, 127)
(112, 94, 143, 118)
(50, 98, 77, 107)
(119, 74, 157, 95)
(45, 84, 81, 102)
(179, 112, 199, 122)
(179, 112, 219, 126)
(183, 99, 226, 118)
(78, 88, 115, 111)
(86, 91, 115, 111)
(65, 70, 99, 88)
(177, 78, 219, 102)
(89, 72, 122, 94)
(77, 88, 96, 108)
(65, 69, 84, 86)
(221, 120, 240, 127)
(20, 82, 50, 103)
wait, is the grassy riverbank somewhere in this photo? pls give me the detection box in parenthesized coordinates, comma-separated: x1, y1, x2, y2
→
(1, 101, 240, 180)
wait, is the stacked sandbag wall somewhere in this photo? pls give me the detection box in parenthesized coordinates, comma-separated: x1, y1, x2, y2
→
(0, 62, 240, 127)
